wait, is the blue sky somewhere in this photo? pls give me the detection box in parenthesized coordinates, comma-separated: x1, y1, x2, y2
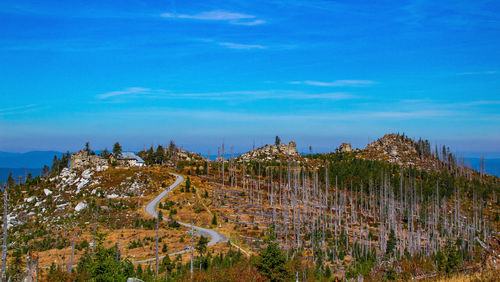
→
(1, 0, 499, 156)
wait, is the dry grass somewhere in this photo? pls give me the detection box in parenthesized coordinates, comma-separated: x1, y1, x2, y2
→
(430, 268, 500, 282)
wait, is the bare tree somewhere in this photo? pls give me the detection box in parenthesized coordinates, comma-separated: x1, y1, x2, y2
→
(1, 184, 7, 281)
(93, 206, 98, 257)
(155, 210, 162, 281)
(190, 221, 194, 281)
(68, 233, 75, 274)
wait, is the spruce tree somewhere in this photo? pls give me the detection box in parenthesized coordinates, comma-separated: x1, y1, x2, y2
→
(386, 229, 396, 258)
(256, 228, 291, 281)
(113, 142, 122, 158)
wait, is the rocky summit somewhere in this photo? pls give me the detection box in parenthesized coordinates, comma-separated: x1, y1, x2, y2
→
(237, 141, 301, 162)
(337, 142, 353, 153)
(358, 133, 441, 171)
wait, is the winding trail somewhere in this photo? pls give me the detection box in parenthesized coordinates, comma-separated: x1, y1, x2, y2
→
(133, 173, 227, 264)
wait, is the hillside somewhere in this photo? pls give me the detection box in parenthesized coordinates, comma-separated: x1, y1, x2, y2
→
(0, 136, 499, 281)
(357, 133, 439, 170)
(356, 133, 488, 180)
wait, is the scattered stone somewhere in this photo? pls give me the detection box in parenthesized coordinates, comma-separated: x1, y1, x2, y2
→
(75, 202, 88, 212)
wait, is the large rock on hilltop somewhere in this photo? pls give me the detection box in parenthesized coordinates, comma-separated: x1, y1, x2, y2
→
(357, 133, 440, 171)
(238, 141, 301, 162)
(70, 151, 108, 170)
(338, 143, 352, 153)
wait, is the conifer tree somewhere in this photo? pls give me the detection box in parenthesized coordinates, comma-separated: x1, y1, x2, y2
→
(113, 142, 122, 158)
(196, 236, 209, 270)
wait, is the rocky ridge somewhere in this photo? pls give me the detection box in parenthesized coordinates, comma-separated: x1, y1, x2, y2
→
(175, 147, 207, 162)
(357, 133, 440, 171)
(69, 150, 107, 170)
(6, 165, 161, 232)
(237, 141, 302, 162)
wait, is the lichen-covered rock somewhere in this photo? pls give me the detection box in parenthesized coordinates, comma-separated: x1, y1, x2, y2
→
(69, 151, 108, 170)
(237, 141, 301, 162)
(358, 133, 441, 172)
(338, 143, 352, 152)
(75, 201, 87, 212)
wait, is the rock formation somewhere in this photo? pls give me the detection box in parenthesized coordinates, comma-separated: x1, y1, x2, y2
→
(338, 143, 352, 152)
(69, 151, 107, 170)
(238, 141, 300, 162)
(357, 133, 440, 171)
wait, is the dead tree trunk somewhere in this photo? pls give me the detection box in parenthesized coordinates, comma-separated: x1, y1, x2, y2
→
(190, 222, 194, 281)
(68, 233, 75, 274)
(93, 207, 98, 257)
(155, 214, 159, 281)
(1, 185, 7, 281)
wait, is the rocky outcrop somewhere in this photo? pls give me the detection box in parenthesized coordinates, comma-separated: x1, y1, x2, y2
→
(358, 133, 440, 171)
(175, 147, 206, 162)
(238, 141, 300, 162)
(338, 143, 352, 153)
(69, 151, 108, 170)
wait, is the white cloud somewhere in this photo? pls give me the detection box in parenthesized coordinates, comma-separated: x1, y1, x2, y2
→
(0, 104, 40, 115)
(218, 42, 266, 50)
(232, 19, 266, 26)
(286, 92, 354, 100)
(96, 87, 164, 99)
(89, 108, 455, 123)
(400, 99, 500, 109)
(167, 90, 355, 101)
(96, 88, 355, 101)
(0, 104, 37, 113)
(456, 71, 497, 75)
(161, 10, 265, 25)
(465, 100, 500, 106)
(290, 80, 376, 87)
(363, 110, 452, 118)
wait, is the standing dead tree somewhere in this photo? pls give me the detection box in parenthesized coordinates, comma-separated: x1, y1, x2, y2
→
(68, 233, 75, 275)
(1, 184, 7, 281)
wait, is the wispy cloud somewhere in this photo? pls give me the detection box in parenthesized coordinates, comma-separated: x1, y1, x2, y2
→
(198, 91, 354, 100)
(90, 108, 455, 123)
(96, 87, 167, 99)
(290, 80, 376, 87)
(363, 110, 452, 118)
(400, 99, 500, 109)
(464, 100, 500, 106)
(0, 39, 126, 52)
(218, 42, 266, 50)
(456, 71, 497, 76)
(0, 104, 39, 115)
(96, 88, 355, 101)
(161, 10, 265, 26)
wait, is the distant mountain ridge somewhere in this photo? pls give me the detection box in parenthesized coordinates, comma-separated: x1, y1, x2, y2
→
(466, 158, 500, 177)
(1, 144, 499, 178)
(0, 151, 62, 168)
(0, 168, 43, 184)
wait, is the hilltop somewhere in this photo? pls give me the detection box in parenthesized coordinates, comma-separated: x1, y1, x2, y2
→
(1, 136, 499, 281)
(355, 133, 482, 177)
(357, 133, 439, 170)
(237, 141, 303, 162)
